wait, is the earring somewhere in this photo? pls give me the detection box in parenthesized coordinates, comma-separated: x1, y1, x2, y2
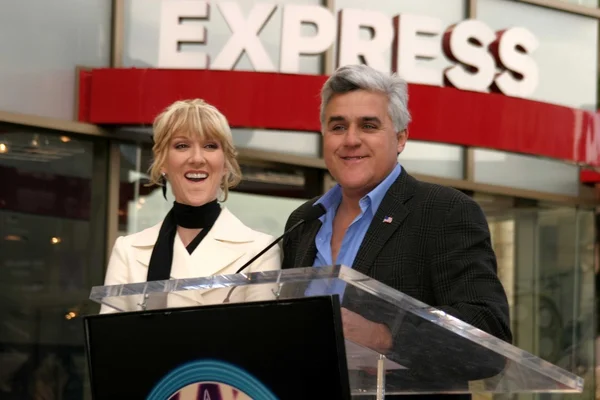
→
(161, 172, 167, 200)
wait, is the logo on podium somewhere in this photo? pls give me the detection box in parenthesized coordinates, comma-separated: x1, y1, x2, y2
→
(147, 359, 279, 400)
(169, 382, 251, 400)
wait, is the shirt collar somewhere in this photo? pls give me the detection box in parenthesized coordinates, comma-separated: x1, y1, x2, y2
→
(315, 163, 402, 217)
(367, 163, 402, 214)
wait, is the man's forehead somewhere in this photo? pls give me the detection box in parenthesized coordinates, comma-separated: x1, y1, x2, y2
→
(325, 92, 388, 114)
(327, 115, 382, 122)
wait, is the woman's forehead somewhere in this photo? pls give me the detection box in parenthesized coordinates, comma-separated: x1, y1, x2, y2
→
(169, 129, 221, 142)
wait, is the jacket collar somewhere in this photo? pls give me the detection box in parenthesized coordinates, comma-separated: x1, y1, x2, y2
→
(352, 168, 417, 275)
(131, 206, 255, 248)
(294, 169, 417, 273)
(130, 206, 256, 282)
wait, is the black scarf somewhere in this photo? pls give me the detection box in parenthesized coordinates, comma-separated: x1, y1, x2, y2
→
(146, 200, 222, 281)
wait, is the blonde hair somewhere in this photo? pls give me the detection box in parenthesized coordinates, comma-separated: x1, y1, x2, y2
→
(148, 99, 242, 201)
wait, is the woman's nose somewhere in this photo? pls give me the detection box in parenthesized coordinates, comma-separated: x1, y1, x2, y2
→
(188, 147, 205, 164)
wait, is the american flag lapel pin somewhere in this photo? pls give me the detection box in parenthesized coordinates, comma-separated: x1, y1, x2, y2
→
(383, 216, 393, 224)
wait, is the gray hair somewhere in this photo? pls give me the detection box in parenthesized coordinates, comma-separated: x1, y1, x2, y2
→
(320, 64, 411, 132)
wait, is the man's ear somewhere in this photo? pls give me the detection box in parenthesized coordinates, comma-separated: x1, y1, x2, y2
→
(397, 129, 408, 154)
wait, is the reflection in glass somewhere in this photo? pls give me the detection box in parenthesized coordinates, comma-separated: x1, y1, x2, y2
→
(0, 131, 99, 399)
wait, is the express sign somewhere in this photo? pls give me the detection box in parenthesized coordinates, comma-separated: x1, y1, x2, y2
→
(158, 0, 539, 98)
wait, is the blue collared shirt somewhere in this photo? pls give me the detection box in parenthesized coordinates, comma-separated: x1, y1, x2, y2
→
(305, 163, 402, 297)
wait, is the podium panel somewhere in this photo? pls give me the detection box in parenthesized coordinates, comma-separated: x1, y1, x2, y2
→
(89, 265, 584, 397)
(84, 296, 350, 399)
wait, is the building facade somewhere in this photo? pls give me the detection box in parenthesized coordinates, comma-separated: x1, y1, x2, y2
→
(0, 0, 599, 398)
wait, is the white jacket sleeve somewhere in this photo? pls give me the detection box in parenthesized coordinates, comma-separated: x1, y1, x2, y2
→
(99, 236, 129, 314)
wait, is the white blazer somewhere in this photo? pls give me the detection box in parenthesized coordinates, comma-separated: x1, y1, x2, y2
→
(99, 207, 281, 314)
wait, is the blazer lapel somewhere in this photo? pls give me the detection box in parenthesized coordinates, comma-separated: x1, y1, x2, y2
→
(185, 236, 246, 279)
(352, 170, 417, 276)
(179, 207, 252, 277)
(131, 224, 161, 270)
(131, 208, 251, 279)
(181, 208, 253, 303)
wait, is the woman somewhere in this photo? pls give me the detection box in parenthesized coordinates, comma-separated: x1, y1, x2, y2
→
(100, 99, 281, 313)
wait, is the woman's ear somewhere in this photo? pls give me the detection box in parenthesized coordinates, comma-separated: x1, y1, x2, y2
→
(221, 171, 229, 188)
(222, 162, 229, 181)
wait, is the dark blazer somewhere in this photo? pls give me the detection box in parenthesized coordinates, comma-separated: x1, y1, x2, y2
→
(282, 169, 512, 399)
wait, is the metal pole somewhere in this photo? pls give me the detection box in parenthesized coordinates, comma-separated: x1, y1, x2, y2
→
(376, 355, 386, 400)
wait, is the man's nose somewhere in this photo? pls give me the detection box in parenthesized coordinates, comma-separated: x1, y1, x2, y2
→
(343, 126, 361, 146)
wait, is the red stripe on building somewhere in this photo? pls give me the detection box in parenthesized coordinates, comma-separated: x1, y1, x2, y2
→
(78, 68, 600, 171)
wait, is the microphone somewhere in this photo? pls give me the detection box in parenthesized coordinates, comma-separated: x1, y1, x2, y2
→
(222, 204, 326, 303)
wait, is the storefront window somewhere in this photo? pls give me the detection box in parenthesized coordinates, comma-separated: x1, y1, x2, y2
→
(0, 129, 108, 400)
(400, 141, 464, 179)
(483, 197, 597, 399)
(0, 0, 111, 119)
(473, 148, 581, 196)
(232, 129, 321, 158)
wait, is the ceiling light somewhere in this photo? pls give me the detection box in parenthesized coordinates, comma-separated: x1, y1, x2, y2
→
(65, 311, 77, 320)
(4, 234, 22, 241)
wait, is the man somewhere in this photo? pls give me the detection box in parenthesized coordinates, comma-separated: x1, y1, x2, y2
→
(281, 64, 512, 399)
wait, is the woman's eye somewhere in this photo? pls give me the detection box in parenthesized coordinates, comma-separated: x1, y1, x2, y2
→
(205, 143, 219, 149)
(174, 143, 188, 149)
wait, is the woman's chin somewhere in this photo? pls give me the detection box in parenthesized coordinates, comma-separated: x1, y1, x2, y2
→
(175, 195, 217, 207)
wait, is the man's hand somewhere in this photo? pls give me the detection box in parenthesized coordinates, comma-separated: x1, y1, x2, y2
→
(341, 308, 393, 353)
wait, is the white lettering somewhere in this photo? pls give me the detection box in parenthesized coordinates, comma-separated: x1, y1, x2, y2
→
(392, 14, 443, 86)
(157, 1, 540, 98)
(211, 2, 277, 71)
(158, 0, 210, 69)
(280, 5, 336, 74)
(336, 9, 393, 73)
(492, 27, 539, 98)
(443, 20, 496, 92)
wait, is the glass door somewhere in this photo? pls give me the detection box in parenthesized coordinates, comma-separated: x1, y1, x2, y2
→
(474, 194, 597, 400)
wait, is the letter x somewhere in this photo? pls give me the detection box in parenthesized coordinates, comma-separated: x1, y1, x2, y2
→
(212, 2, 277, 71)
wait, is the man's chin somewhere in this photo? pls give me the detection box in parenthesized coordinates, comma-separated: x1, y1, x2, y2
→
(338, 180, 373, 196)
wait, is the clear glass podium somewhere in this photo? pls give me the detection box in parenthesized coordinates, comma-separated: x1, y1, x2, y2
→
(89, 265, 584, 398)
